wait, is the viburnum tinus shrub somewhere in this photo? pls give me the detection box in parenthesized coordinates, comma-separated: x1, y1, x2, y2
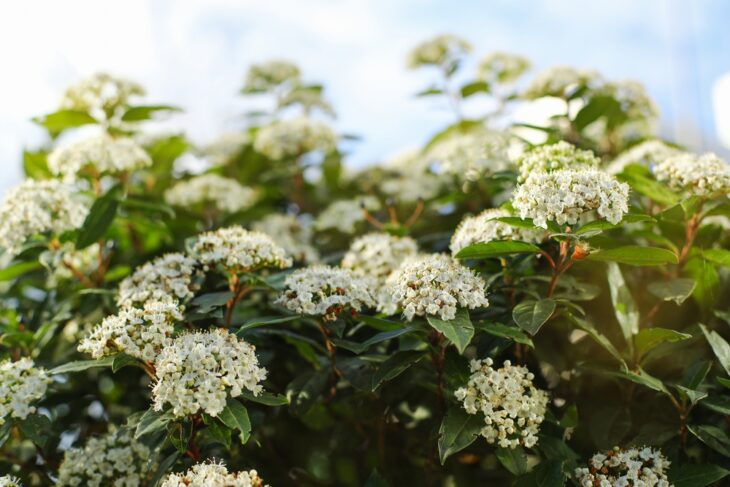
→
(0, 34, 729, 487)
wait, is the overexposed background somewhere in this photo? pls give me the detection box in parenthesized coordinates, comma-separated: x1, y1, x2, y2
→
(1, 0, 729, 194)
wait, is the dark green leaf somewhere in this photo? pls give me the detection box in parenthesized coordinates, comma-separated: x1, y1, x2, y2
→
(635, 328, 692, 359)
(648, 279, 697, 305)
(587, 246, 678, 266)
(371, 351, 426, 391)
(333, 326, 415, 354)
(687, 424, 730, 457)
(76, 186, 123, 248)
(480, 322, 534, 347)
(237, 315, 299, 333)
(455, 241, 541, 260)
(668, 463, 730, 487)
(135, 409, 174, 438)
(427, 308, 474, 354)
(49, 356, 116, 375)
(239, 390, 289, 406)
(606, 262, 639, 342)
(438, 408, 483, 464)
(0, 261, 42, 282)
(218, 399, 251, 444)
(18, 414, 52, 447)
(112, 353, 140, 372)
(496, 446, 529, 475)
(700, 324, 730, 376)
(512, 299, 555, 335)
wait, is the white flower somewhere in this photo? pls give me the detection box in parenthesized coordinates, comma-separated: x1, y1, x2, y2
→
(57, 429, 152, 487)
(191, 226, 292, 272)
(78, 298, 182, 362)
(575, 447, 672, 487)
(524, 66, 601, 99)
(152, 329, 267, 417)
(653, 152, 730, 197)
(389, 254, 489, 321)
(315, 196, 380, 234)
(244, 59, 301, 92)
(342, 233, 419, 281)
(254, 117, 337, 159)
(252, 214, 319, 263)
(607, 140, 682, 174)
(515, 141, 600, 183)
(161, 461, 268, 487)
(455, 358, 549, 449)
(407, 34, 472, 69)
(47, 133, 151, 180)
(60, 72, 144, 116)
(478, 52, 530, 84)
(205, 132, 250, 166)
(47, 242, 100, 285)
(276, 265, 377, 321)
(117, 253, 199, 308)
(165, 174, 257, 213)
(0, 358, 49, 425)
(427, 130, 512, 181)
(0, 179, 88, 256)
(0, 476, 23, 487)
(380, 172, 442, 202)
(450, 208, 544, 256)
(512, 169, 630, 229)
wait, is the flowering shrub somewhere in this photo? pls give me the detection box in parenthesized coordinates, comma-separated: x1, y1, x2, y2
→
(1, 33, 730, 487)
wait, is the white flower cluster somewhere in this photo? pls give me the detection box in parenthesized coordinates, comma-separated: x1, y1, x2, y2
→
(252, 214, 319, 263)
(478, 52, 531, 84)
(161, 461, 267, 487)
(455, 358, 548, 449)
(607, 140, 682, 174)
(0, 358, 49, 425)
(0, 476, 22, 487)
(47, 134, 151, 180)
(205, 132, 250, 166)
(512, 169, 630, 229)
(254, 117, 337, 159)
(60, 72, 144, 115)
(78, 298, 181, 362)
(389, 254, 489, 321)
(515, 141, 600, 183)
(407, 34, 472, 69)
(342, 233, 420, 315)
(605, 80, 659, 124)
(47, 242, 100, 285)
(57, 430, 152, 487)
(380, 172, 442, 202)
(450, 208, 544, 256)
(192, 226, 292, 273)
(152, 329, 267, 417)
(0, 179, 88, 256)
(276, 265, 376, 321)
(165, 173, 257, 213)
(342, 233, 419, 281)
(653, 152, 730, 197)
(315, 196, 380, 234)
(575, 447, 672, 487)
(117, 253, 199, 307)
(244, 59, 301, 92)
(428, 130, 512, 181)
(524, 66, 600, 99)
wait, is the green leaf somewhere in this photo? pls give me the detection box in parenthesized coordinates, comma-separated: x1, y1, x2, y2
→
(237, 315, 299, 333)
(0, 261, 42, 281)
(668, 463, 730, 487)
(239, 390, 289, 406)
(49, 356, 116, 375)
(287, 369, 329, 416)
(460, 81, 490, 98)
(191, 291, 233, 314)
(687, 424, 730, 457)
(218, 399, 251, 444)
(512, 299, 555, 335)
(150, 452, 180, 487)
(33, 109, 97, 135)
(703, 249, 730, 267)
(121, 104, 181, 122)
(371, 351, 426, 391)
(364, 469, 390, 487)
(606, 263, 639, 342)
(438, 408, 483, 464)
(700, 324, 730, 376)
(617, 167, 680, 206)
(514, 460, 566, 487)
(587, 246, 678, 266)
(427, 308, 475, 354)
(23, 150, 51, 179)
(648, 279, 696, 305)
(18, 414, 52, 447)
(455, 240, 541, 260)
(112, 353, 140, 372)
(493, 217, 542, 230)
(480, 322, 534, 347)
(167, 421, 192, 454)
(570, 316, 627, 368)
(635, 328, 692, 359)
(76, 186, 123, 248)
(203, 415, 232, 449)
(496, 446, 529, 475)
(0, 422, 11, 448)
(573, 95, 621, 131)
(683, 361, 712, 389)
(333, 326, 415, 354)
(135, 409, 174, 438)
(701, 395, 730, 415)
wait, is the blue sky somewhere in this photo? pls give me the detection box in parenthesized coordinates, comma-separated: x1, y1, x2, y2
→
(0, 0, 728, 195)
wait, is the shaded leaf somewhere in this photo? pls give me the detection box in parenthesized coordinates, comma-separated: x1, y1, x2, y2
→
(371, 351, 426, 391)
(427, 308, 474, 354)
(438, 408, 483, 464)
(512, 299, 555, 335)
(587, 246, 678, 266)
